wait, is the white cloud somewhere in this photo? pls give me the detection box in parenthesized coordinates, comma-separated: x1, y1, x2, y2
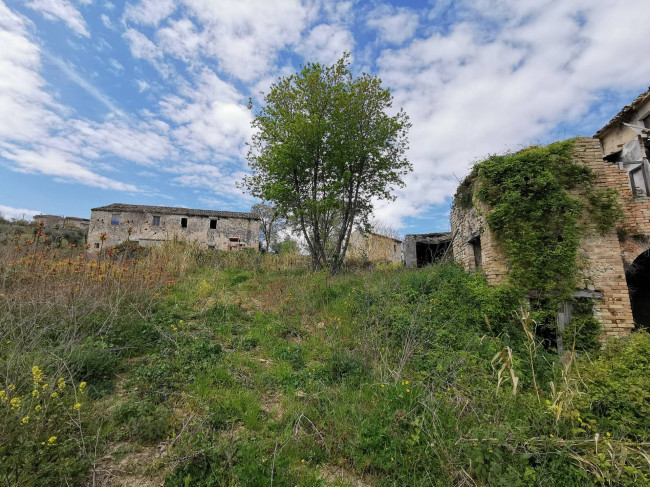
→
(123, 0, 176, 26)
(296, 24, 354, 66)
(100, 13, 111, 28)
(370, 0, 650, 228)
(0, 205, 41, 221)
(136, 79, 149, 92)
(25, 0, 89, 37)
(367, 5, 419, 45)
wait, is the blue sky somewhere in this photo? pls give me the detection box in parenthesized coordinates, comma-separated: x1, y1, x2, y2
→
(0, 0, 648, 235)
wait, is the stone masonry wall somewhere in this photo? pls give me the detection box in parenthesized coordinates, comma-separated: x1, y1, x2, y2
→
(450, 203, 509, 285)
(88, 210, 260, 251)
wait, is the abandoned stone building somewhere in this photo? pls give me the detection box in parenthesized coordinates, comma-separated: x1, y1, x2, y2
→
(88, 203, 260, 251)
(347, 231, 402, 263)
(403, 233, 452, 268)
(449, 88, 650, 338)
(33, 214, 90, 229)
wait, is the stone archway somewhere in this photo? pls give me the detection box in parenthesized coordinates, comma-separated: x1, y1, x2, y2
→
(625, 249, 650, 329)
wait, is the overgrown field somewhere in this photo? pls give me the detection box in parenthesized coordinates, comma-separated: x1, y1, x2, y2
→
(1, 242, 649, 486)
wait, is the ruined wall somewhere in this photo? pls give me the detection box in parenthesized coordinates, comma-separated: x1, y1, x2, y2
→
(450, 138, 638, 336)
(599, 97, 650, 156)
(450, 203, 509, 285)
(347, 232, 402, 263)
(88, 210, 260, 251)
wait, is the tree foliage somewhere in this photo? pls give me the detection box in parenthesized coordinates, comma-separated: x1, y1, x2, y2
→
(250, 203, 285, 252)
(242, 54, 411, 271)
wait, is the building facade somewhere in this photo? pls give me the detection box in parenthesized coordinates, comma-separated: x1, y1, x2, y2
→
(33, 214, 90, 229)
(403, 233, 452, 268)
(88, 203, 260, 251)
(347, 231, 402, 263)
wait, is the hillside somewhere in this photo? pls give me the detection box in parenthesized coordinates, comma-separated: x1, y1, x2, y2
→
(1, 242, 649, 486)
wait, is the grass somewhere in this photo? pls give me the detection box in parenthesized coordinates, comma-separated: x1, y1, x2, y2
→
(1, 240, 649, 486)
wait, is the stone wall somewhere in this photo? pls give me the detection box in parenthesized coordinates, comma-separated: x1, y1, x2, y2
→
(88, 210, 260, 251)
(450, 203, 509, 285)
(347, 232, 402, 263)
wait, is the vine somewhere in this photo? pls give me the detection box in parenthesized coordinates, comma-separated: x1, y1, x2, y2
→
(454, 139, 623, 348)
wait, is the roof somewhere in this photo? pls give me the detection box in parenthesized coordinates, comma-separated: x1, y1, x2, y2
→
(91, 203, 260, 220)
(405, 232, 452, 244)
(595, 87, 650, 138)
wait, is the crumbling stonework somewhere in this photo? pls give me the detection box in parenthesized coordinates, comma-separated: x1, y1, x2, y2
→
(347, 231, 402, 263)
(403, 233, 452, 268)
(88, 203, 260, 251)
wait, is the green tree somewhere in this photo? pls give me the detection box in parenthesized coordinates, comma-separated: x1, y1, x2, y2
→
(251, 203, 285, 252)
(242, 54, 411, 272)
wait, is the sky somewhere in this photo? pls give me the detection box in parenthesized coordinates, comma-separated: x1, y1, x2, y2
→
(0, 0, 649, 234)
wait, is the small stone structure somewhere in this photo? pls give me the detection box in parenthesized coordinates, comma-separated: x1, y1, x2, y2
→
(88, 203, 260, 251)
(33, 214, 90, 229)
(347, 231, 402, 263)
(403, 233, 452, 268)
(449, 89, 650, 336)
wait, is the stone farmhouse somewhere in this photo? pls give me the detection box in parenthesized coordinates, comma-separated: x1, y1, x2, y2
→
(33, 214, 90, 229)
(88, 203, 260, 251)
(347, 231, 402, 263)
(448, 88, 650, 338)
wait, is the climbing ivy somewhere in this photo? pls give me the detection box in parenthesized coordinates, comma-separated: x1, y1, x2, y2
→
(464, 139, 623, 310)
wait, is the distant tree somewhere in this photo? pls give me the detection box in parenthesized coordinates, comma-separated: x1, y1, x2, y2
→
(251, 203, 285, 252)
(271, 237, 300, 255)
(242, 53, 411, 272)
(369, 219, 402, 240)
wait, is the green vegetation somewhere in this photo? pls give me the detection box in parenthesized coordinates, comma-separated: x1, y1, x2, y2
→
(455, 140, 624, 348)
(1, 242, 649, 485)
(243, 53, 412, 272)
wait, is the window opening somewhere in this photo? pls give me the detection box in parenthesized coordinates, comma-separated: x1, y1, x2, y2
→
(181, 217, 188, 228)
(111, 214, 120, 225)
(470, 236, 482, 270)
(152, 216, 160, 226)
(210, 219, 217, 229)
(94, 242, 100, 249)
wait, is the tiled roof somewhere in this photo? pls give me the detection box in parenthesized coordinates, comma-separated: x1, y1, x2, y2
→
(91, 203, 260, 220)
(595, 88, 650, 137)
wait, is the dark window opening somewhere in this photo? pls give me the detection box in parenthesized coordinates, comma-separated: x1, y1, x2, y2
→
(393, 244, 397, 253)
(210, 219, 217, 229)
(94, 242, 100, 249)
(181, 217, 188, 228)
(111, 214, 120, 225)
(470, 236, 482, 270)
(208, 245, 215, 250)
(415, 241, 450, 267)
(152, 216, 160, 226)
(629, 165, 650, 197)
(643, 114, 650, 129)
(626, 249, 650, 330)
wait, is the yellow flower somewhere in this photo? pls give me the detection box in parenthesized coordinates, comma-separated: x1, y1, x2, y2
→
(47, 436, 57, 445)
(73, 402, 82, 411)
(0, 390, 5, 401)
(32, 365, 45, 384)
(32, 389, 40, 398)
(406, 389, 411, 393)
(51, 392, 58, 399)
(301, 459, 305, 464)
(404, 380, 409, 385)
(35, 405, 42, 411)
(41, 383, 49, 390)
(381, 384, 385, 388)
(21, 416, 29, 425)
(79, 382, 87, 391)
(391, 457, 395, 462)
(10, 397, 20, 410)
(606, 432, 611, 437)
(57, 377, 66, 390)
(8, 384, 15, 391)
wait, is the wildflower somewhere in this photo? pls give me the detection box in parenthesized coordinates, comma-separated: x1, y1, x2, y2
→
(57, 377, 66, 390)
(21, 416, 29, 425)
(549, 434, 554, 438)
(606, 432, 611, 437)
(10, 397, 20, 410)
(5, 340, 10, 345)
(381, 384, 385, 388)
(406, 389, 410, 393)
(301, 459, 305, 464)
(391, 457, 395, 462)
(73, 402, 82, 411)
(32, 389, 40, 398)
(79, 382, 87, 391)
(47, 436, 57, 445)
(35, 405, 41, 411)
(0, 390, 5, 401)
(32, 365, 45, 384)
(8, 384, 15, 391)
(51, 392, 58, 399)
(404, 380, 409, 385)
(42, 383, 49, 390)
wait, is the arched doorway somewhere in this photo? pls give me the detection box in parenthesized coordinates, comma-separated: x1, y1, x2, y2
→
(626, 249, 650, 329)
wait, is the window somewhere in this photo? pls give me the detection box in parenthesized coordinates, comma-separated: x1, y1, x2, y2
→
(470, 236, 482, 270)
(629, 164, 650, 197)
(643, 114, 650, 129)
(94, 242, 100, 249)
(111, 214, 120, 225)
(152, 216, 160, 226)
(209, 219, 217, 229)
(181, 217, 188, 228)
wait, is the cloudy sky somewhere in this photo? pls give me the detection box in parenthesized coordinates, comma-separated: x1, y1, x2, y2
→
(0, 0, 648, 232)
